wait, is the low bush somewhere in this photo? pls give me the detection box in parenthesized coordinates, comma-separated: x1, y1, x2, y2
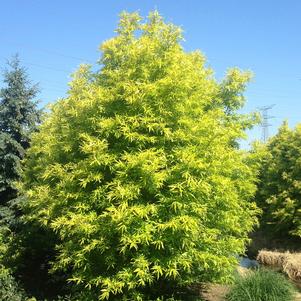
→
(226, 269, 295, 301)
(0, 272, 26, 301)
(0, 225, 26, 301)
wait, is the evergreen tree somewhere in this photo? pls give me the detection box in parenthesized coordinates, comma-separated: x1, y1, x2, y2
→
(0, 55, 40, 216)
(0, 55, 40, 301)
(22, 12, 259, 300)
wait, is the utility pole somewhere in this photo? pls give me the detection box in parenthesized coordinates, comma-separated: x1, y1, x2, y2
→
(258, 105, 275, 143)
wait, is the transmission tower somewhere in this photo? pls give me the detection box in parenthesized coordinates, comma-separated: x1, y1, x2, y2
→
(258, 105, 275, 143)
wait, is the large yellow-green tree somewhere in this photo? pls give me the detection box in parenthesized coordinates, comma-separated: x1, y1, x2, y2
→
(256, 122, 301, 238)
(22, 12, 259, 300)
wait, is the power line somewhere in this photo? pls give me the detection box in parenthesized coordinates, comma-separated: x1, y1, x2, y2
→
(1, 38, 93, 63)
(0, 56, 73, 73)
(257, 105, 275, 143)
(247, 91, 301, 99)
(40, 87, 67, 94)
(23, 60, 72, 73)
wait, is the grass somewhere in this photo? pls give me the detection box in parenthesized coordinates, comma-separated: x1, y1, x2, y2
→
(226, 268, 296, 301)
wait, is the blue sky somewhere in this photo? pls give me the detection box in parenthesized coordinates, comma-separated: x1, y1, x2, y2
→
(1, 0, 300, 146)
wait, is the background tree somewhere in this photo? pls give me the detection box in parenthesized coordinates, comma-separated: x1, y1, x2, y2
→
(0, 55, 40, 214)
(256, 121, 301, 238)
(22, 11, 259, 300)
(0, 55, 40, 301)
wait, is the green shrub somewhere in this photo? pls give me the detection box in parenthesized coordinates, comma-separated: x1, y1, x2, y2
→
(21, 11, 259, 300)
(0, 272, 26, 301)
(226, 269, 295, 301)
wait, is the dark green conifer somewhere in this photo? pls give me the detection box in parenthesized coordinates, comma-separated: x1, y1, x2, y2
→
(0, 55, 40, 211)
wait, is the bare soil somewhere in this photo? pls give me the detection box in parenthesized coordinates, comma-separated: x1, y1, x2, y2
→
(200, 283, 229, 301)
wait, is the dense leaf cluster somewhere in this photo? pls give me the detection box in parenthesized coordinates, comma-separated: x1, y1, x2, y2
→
(256, 122, 301, 237)
(22, 11, 259, 300)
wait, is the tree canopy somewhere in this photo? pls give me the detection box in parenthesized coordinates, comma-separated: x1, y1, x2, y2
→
(22, 11, 259, 300)
(0, 55, 40, 206)
(256, 121, 301, 238)
(0, 55, 41, 301)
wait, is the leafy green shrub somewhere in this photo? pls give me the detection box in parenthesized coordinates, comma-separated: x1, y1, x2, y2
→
(0, 227, 29, 301)
(0, 225, 9, 268)
(226, 269, 295, 301)
(0, 272, 26, 301)
(256, 122, 301, 237)
(21, 11, 259, 300)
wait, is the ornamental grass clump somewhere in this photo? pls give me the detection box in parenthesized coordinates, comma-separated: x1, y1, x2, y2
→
(21, 11, 259, 300)
(226, 269, 296, 301)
